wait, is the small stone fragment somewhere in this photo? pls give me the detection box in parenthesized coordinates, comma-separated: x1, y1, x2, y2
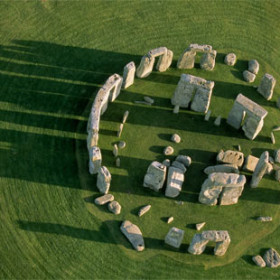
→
(196, 222, 206, 231)
(117, 123, 124, 137)
(113, 144, 118, 157)
(167, 216, 174, 224)
(172, 161, 187, 173)
(108, 201, 121, 215)
(171, 133, 181, 143)
(118, 141, 126, 149)
(162, 159, 170, 167)
(144, 96, 154, 104)
(237, 145, 241, 151)
(176, 155, 192, 167)
(204, 110, 211, 121)
(275, 149, 280, 163)
(116, 157, 120, 167)
(122, 110, 129, 124)
(243, 70, 256, 83)
(252, 255, 266, 268)
(224, 53, 236, 66)
(138, 205, 151, 217)
(165, 227, 185, 249)
(277, 98, 280, 109)
(164, 146, 174, 156)
(257, 216, 272, 222)
(273, 126, 280, 132)
(214, 115, 221, 126)
(94, 194, 114, 205)
(248, 60, 259, 75)
(271, 132, 276, 144)
(173, 105, 180, 114)
(263, 248, 280, 268)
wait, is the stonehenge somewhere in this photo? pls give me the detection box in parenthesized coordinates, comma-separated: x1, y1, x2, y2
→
(171, 74, 215, 114)
(199, 172, 246, 205)
(177, 44, 216, 71)
(122, 61, 135, 89)
(227, 93, 268, 140)
(165, 227, 185, 249)
(136, 47, 173, 78)
(257, 73, 276, 100)
(188, 230, 231, 256)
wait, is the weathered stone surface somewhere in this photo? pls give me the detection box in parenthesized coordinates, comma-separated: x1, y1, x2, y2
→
(167, 216, 174, 224)
(122, 110, 129, 124)
(108, 201, 121, 214)
(200, 50, 217, 71)
(164, 146, 174, 156)
(165, 167, 184, 198)
(94, 194, 114, 205)
(162, 159, 171, 167)
(274, 149, 280, 163)
(243, 70, 256, 83)
(143, 161, 167, 192)
(251, 151, 270, 188)
(199, 173, 246, 205)
(204, 164, 239, 175)
(118, 141, 126, 149)
(171, 133, 181, 143)
(165, 227, 185, 249)
(214, 115, 222, 126)
(257, 73, 276, 100)
(138, 205, 151, 217)
(257, 216, 272, 222)
(275, 169, 280, 182)
(243, 155, 259, 172)
(89, 146, 102, 175)
(116, 157, 120, 167)
(176, 155, 192, 167)
(217, 150, 244, 167)
(263, 248, 280, 268)
(196, 222, 206, 231)
(271, 132, 275, 144)
(136, 54, 155, 78)
(120, 220, 145, 251)
(122, 61, 135, 89)
(172, 161, 187, 173)
(144, 96, 154, 104)
(252, 255, 266, 267)
(177, 50, 196, 69)
(224, 53, 236, 66)
(204, 110, 211, 121)
(117, 123, 124, 137)
(96, 166, 111, 194)
(248, 59, 259, 75)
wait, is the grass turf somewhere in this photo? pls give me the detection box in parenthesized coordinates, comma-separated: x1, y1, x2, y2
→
(1, 0, 280, 278)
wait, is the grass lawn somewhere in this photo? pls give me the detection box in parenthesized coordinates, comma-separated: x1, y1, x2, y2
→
(1, 0, 280, 278)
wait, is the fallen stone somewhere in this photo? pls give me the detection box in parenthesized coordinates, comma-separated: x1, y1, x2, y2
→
(144, 96, 154, 104)
(252, 255, 266, 268)
(120, 220, 145, 251)
(204, 164, 239, 175)
(138, 205, 151, 217)
(176, 155, 192, 167)
(273, 126, 280, 132)
(196, 222, 206, 231)
(243, 155, 259, 172)
(243, 70, 256, 83)
(171, 133, 181, 143)
(122, 110, 129, 124)
(165, 227, 185, 249)
(118, 141, 126, 149)
(275, 169, 280, 182)
(257, 73, 276, 100)
(214, 115, 222, 126)
(248, 59, 259, 75)
(108, 201, 121, 215)
(94, 194, 114, 205)
(164, 146, 174, 156)
(172, 161, 187, 173)
(116, 157, 120, 167)
(167, 216, 174, 224)
(224, 53, 236, 66)
(204, 110, 211, 121)
(113, 144, 118, 157)
(173, 105, 180, 114)
(271, 132, 276, 144)
(143, 161, 167, 191)
(175, 200, 184, 205)
(122, 61, 135, 89)
(162, 159, 171, 167)
(97, 166, 111, 194)
(263, 248, 280, 268)
(165, 167, 184, 198)
(217, 150, 244, 167)
(134, 100, 152, 105)
(89, 146, 102, 175)
(257, 216, 272, 222)
(117, 123, 124, 137)
(251, 151, 270, 188)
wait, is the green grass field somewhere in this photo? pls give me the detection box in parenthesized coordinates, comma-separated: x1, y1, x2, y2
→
(1, 0, 280, 278)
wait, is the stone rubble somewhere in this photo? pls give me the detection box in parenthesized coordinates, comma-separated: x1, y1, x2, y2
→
(116, 157, 120, 167)
(257, 73, 276, 100)
(275, 149, 280, 163)
(108, 201, 121, 215)
(162, 159, 171, 167)
(171, 161, 187, 173)
(243, 155, 259, 172)
(271, 132, 275, 144)
(94, 194, 114, 205)
(204, 110, 211, 121)
(117, 123, 124, 137)
(144, 96, 154, 104)
(224, 53, 236, 66)
(173, 105, 180, 114)
(118, 141, 126, 149)
(275, 169, 280, 182)
(167, 216, 174, 224)
(138, 205, 151, 217)
(97, 166, 112, 194)
(165, 227, 185, 249)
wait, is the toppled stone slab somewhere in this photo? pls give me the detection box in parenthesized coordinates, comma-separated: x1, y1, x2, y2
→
(248, 59, 259, 75)
(97, 166, 111, 194)
(144, 96, 154, 104)
(224, 53, 236, 66)
(251, 151, 270, 188)
(243, 155, 259, 172)
(164, 146, 174, 156)
(143, 161, 167, 192)
(171, 133, 181, 143)
(89, 146, 102, 175)
(138, 205, 151, 217)
(172, 161, 187, 173)
(108, 201, 121, 215)
(165, 227, 185, 249)
(274, 149, 280, 163)
(199, 172, 246, 205)
(167, 216, 174, 224)
(188, 230, 231, 256)
(171, 74, 214, 113)
(257, 216, 272, 222)
(257, 73, 276, 100)
(263, 248, 280, 268)
(165, 167, 184, 198)
(94, 194, 114, 205)
(252, 255, 266, 267)
(122, 61, 135, 89)
(217, 149, 244, 167)
(120, 220, 145, 252)
(243, 70, 256, 83)
(176, 155, 192, 167)
(204, 164, 239, 175)
(196, 222, 206, 231)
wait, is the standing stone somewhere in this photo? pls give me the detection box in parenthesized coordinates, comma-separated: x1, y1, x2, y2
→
(171, 161, 187, 173)
(143, 161, 167, 191)
(217, 150, 244, 167)
(117, 123, 124, 137)
(263, 248, 280, 268)
(144, 96, 154, 104)
(118, 141, 126, 149)
(196, 222, 206, 231)
(176, 155, 192, 167)
(120, 220, 145, 251)
(157, 49, 173, 72)
(243, 155, 259, 172)
(164, 146, 174, 156)
(224, 53, 236, 66)
(108, 201, 121, 215)
(138, 205, 151, 217)
(248, 60, 259, 75)
(116, 157, 120, 167)
(257, 73, 276, 100)
(214, 115, 222, 126)
(177, 50, 196, 69)
(275, 169, 280, 182)
(200, 50, 217, 71)
(237, 145, 241, 151)
(173, 105, 180, 114)
(204, 110, 211, 121)
(188, 233, 209, 255)
(122, 110, 129, 124)
(275, 149, 280, 163)
(204, 164, 239, 175)
(271, 132, 276, 144)
(167, 217, 174, 224)
(171, 133, 181, 143)
(164, 227, 185, 249)
(96, 166, 111, 194)
(252, 255, 266, 268)
(122, 61, 136, 89)
(243, 70, 256, 83)
(94, 194, 114, 205)
(89, 146, 102, 175)
(113, 144, 118, 157)
(165, 167, 184, 198)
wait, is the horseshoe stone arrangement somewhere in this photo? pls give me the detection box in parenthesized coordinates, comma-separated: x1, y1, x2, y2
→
(85, 44, 278, 259)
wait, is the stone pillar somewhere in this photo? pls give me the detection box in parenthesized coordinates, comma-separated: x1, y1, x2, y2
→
(122, 62, 135, 89)
(200, 50, 217, 71)
(257, 73, 276, 100)
(242, 117, 264, 140)
(136, 55, 155, 78)
(227, 103, 245, 129)
(156, 49, 173, 72)
(177, 50, 196, 69)
(89, 146, 102, 175)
